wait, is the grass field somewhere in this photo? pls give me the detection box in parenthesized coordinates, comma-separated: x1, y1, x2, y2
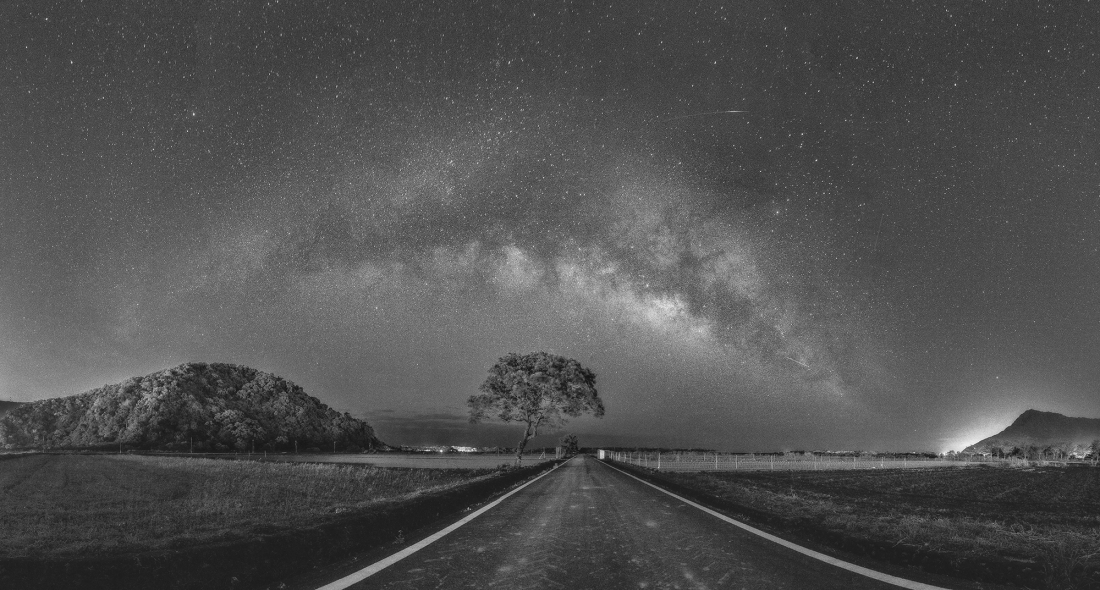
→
(651, 463, 1100, 589)
(0, 453, 498, 559)
(104, 451, 557, 469)
(258, 452, 554, 469)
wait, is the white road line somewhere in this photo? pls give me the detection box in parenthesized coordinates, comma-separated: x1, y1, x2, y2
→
(602, 461, 950, 590)
(314, 459, 567, 590)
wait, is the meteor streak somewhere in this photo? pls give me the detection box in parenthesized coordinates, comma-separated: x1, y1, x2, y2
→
(785, 356, 811, 369)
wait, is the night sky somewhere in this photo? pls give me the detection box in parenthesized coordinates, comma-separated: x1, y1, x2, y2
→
(3, 1, 1098, 452)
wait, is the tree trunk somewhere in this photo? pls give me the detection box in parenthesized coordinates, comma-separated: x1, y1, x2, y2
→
(515, 436, 527, 467)
(515, 423, 535, 466)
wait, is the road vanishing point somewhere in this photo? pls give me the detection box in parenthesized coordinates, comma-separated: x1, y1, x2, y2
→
(310, 456, 959, 590)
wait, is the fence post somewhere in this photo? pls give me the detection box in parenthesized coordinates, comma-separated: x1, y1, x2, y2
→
(715, 453, 718, 470)
(657, 452, 661, 470)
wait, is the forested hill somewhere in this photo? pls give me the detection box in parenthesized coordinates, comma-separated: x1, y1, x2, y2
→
(963, 409, 1100, 456)
(0, 363, 384, 452)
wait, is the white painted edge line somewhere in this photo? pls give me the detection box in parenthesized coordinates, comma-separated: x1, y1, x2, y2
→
(601, 461, 950, 590)
(314, 458, 568, 590)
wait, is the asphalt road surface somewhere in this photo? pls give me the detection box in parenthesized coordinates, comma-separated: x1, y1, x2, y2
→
(334, 456, 939, 590)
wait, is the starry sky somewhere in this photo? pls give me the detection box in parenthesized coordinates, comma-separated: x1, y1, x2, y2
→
(2, 1, 1098, 452)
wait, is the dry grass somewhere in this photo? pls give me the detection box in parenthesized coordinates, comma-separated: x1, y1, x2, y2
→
(0, 453, 495, 559)
(257, 452, 550, 469)
(659, 464, 1100, 589)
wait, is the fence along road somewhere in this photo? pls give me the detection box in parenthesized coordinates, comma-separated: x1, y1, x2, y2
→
(603, 450, 994, 471)
(312, 455, 959, 590)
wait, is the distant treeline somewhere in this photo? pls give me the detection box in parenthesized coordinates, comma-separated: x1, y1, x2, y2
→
(961, 441, 1099, 461)
(0, 362, 383, 452)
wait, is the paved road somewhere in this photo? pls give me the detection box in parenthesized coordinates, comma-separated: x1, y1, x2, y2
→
(339, 456, 927, 589)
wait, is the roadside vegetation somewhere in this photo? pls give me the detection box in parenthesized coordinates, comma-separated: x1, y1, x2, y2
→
(0, 453, 495, 559)
(650, 463, 1100, 589)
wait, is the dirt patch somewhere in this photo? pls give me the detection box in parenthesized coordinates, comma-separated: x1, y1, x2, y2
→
(0, 460, 558, 589)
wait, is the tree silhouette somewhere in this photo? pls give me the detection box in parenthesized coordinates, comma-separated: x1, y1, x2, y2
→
(560, 433, 579, 456)
(469, 352, 603, 466)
